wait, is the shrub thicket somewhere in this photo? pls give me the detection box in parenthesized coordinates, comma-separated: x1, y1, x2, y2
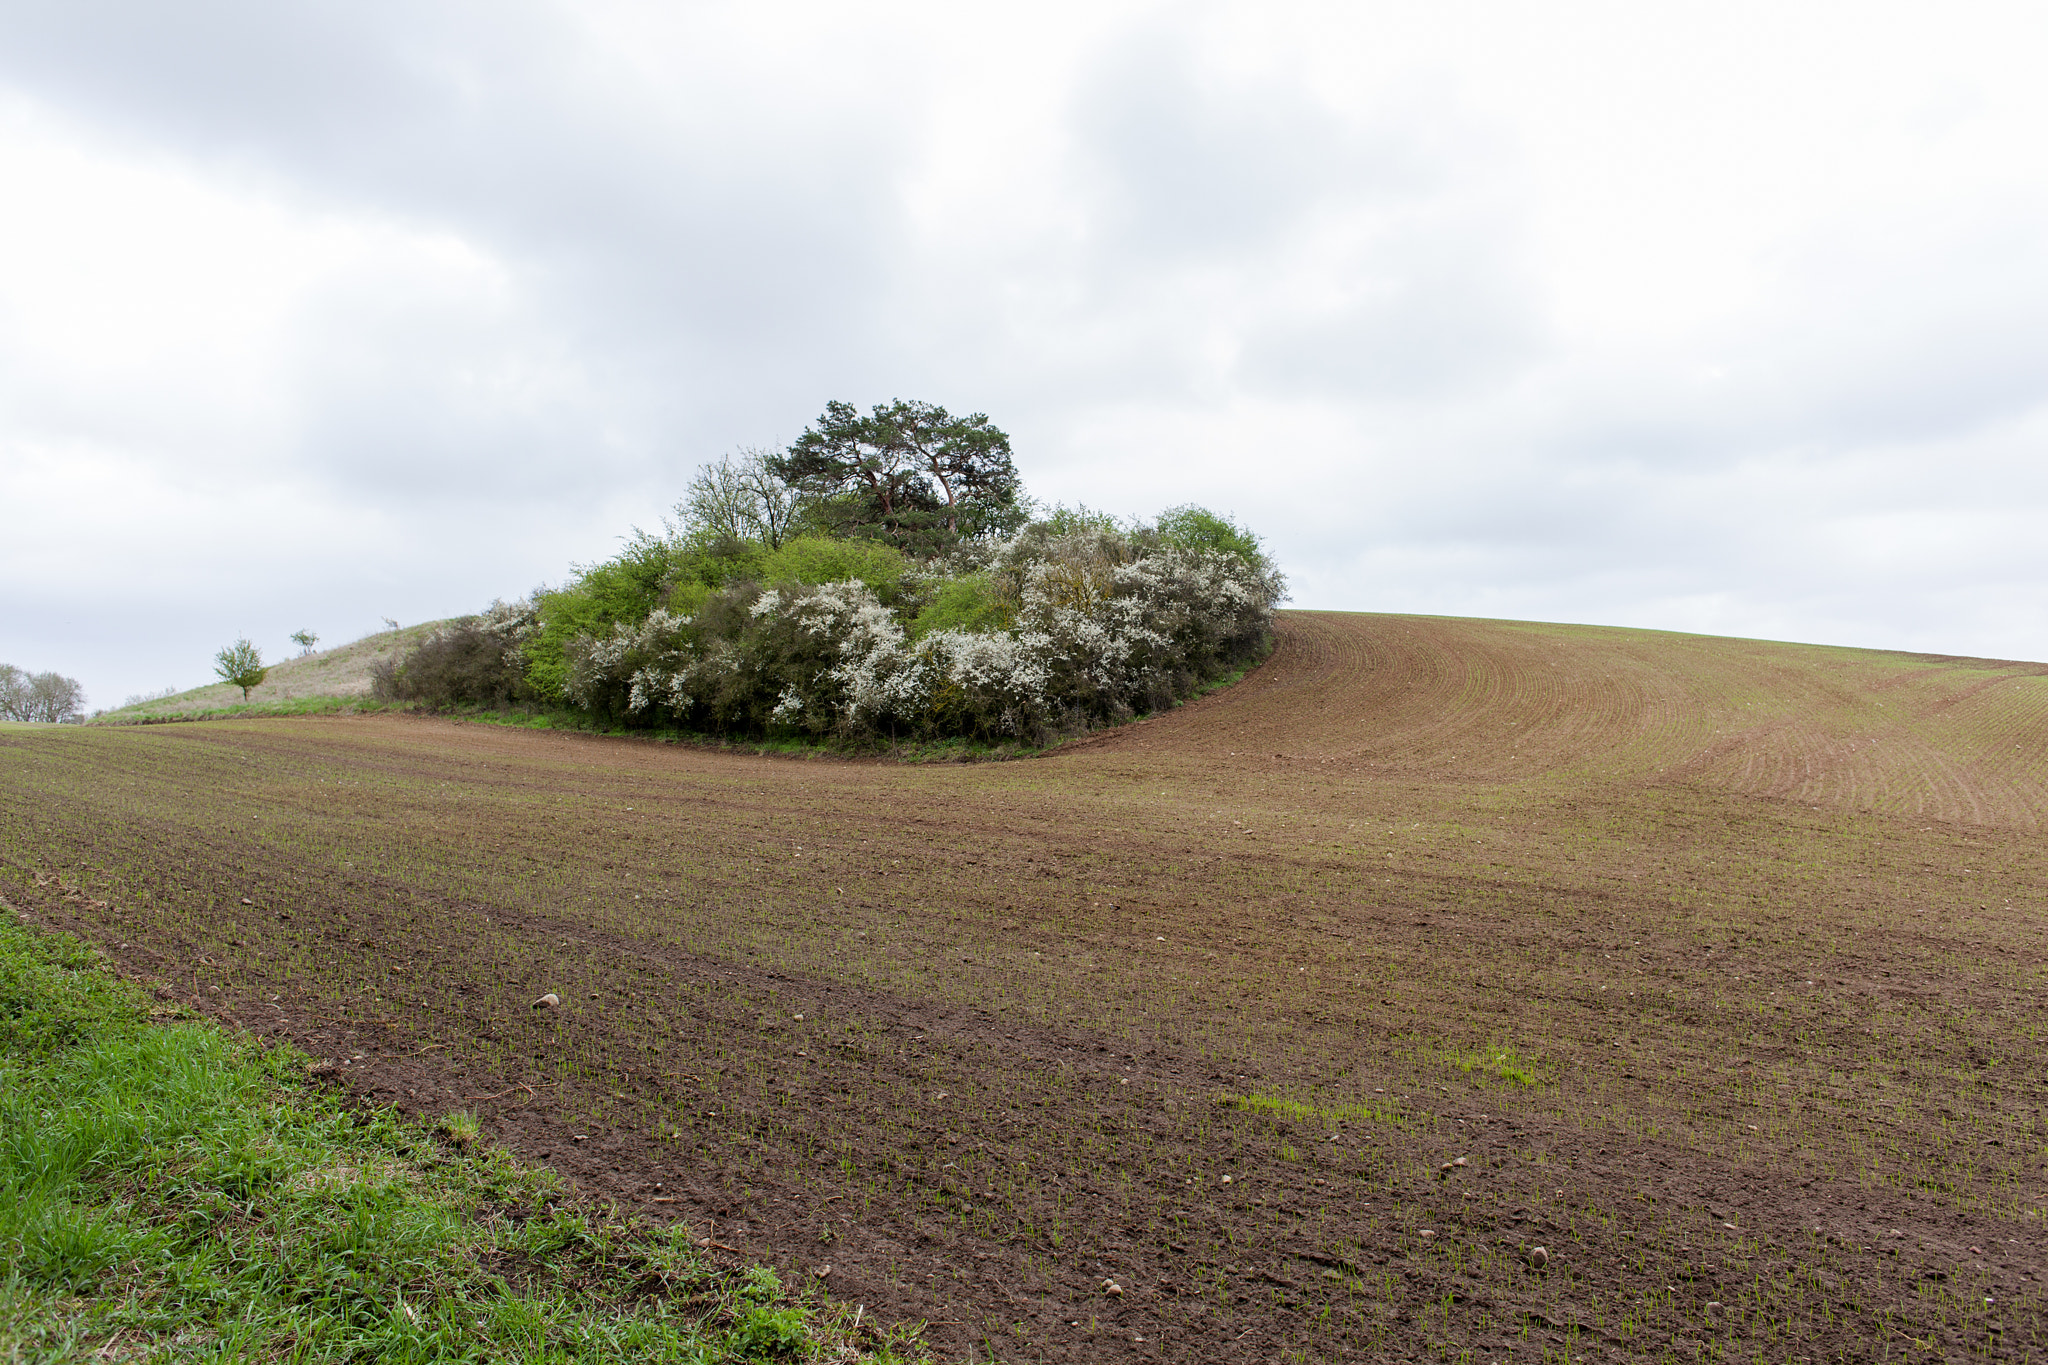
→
(540, 511, 1280, 745)
(370, 602, 535, 707)
(380, 401, 1286, 745)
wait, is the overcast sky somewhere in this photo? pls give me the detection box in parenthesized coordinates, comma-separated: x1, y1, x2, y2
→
(4, 1, 2048, 709)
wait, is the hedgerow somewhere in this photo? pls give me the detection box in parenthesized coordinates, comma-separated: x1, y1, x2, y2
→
(559, 515, 1282, 744)
(378, 402, 1285, 744)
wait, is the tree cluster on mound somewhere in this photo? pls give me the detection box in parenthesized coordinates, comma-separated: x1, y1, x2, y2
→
(375, 401, 1285, 745)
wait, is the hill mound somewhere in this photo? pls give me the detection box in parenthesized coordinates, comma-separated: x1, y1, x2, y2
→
(97, 621, 457, 721)
(1088, 610, 2048, 828)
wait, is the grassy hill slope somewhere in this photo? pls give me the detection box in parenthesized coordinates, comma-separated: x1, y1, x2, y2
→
(93, 621, 456, 722)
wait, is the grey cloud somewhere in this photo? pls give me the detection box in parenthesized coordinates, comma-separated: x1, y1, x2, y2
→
(1757, 215, 2048, 448)
(1528, 209, 2048, 478)
(0, 0, 916, 376)
(1240, 214, 1547, 399)
(1060, 30, 1547, 403)
(0, 0, 932, 533)
(1072, 31, 1432, 258)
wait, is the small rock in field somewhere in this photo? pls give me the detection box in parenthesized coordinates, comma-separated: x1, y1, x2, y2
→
(1103, 1280, 1123, 1296)
(534, 993, 560, 1009)
(240, 897, 253, 905)
(1221, 1174, 1232, 1184)
(1528, 1246, 1548, 1269)
(1452, 1156, 1468, 1167)
(1419, 1229, 1436, 1240)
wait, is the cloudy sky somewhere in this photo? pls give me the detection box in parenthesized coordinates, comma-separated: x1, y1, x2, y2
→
(4, 1, 2047, 709)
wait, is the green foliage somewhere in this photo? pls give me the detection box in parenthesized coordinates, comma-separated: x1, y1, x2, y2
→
(1156, 504, 1269, 568)
(524, 533, 676, 698)
(1037, 503, 1123, 538)
(909, 573, 1009, 636)
(758, 535, 908, 598)
(565, 513, 1282, 744)
(290, 628, 320, 655)
(212, 637, 269, 701)
(526, 526, 914, 705)
(771, 399, 1025, 554)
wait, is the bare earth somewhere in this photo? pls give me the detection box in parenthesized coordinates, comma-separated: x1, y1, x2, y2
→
(5, 610, 2044, 1362)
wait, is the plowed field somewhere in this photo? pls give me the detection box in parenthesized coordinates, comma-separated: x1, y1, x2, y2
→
(5, 611, 2045, 1362)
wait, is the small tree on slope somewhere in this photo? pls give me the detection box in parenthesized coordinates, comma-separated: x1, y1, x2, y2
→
(214, 639, 268, 701)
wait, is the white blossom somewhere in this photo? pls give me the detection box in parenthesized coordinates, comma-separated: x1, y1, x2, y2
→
(562, 528, 1278, 741)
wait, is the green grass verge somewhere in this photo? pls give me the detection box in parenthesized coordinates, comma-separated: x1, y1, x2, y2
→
(85, 695, 415, 726)
(0, 911, 924, 1364)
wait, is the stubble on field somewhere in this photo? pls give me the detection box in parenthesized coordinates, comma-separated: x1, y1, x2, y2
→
(5, 611, 2045, 1362)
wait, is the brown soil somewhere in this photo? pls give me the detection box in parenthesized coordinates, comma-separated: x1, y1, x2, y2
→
(5, 610, 2044, 1362)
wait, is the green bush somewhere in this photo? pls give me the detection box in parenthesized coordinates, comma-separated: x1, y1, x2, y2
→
(1156, 503, 1267, 567)
(758, 535, 908, 599)
(909, 573, 1008, 636)
(562, 512, 1284, 745)
(370, 612, 531, 707)
(524, 535, 675, 697)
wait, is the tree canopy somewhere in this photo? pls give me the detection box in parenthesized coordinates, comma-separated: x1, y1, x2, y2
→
(673, 447, 801, 551)
(1156, 504, 1269, 567)
(0, 665, 85, 723)
(769, 399, 1026, 554)
(214, 639, 268, 701)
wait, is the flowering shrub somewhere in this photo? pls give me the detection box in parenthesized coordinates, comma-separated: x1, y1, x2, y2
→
(371, 599, 540, 706)
(558, 519, 1284, 744)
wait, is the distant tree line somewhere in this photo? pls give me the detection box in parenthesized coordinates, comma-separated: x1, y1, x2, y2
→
(375, 399, 1286, 745)
(0, 665, 85, 723)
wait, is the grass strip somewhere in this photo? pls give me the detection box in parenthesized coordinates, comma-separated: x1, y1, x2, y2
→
(85, 695, 411, 725)
(0, 910, 925, 1364)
